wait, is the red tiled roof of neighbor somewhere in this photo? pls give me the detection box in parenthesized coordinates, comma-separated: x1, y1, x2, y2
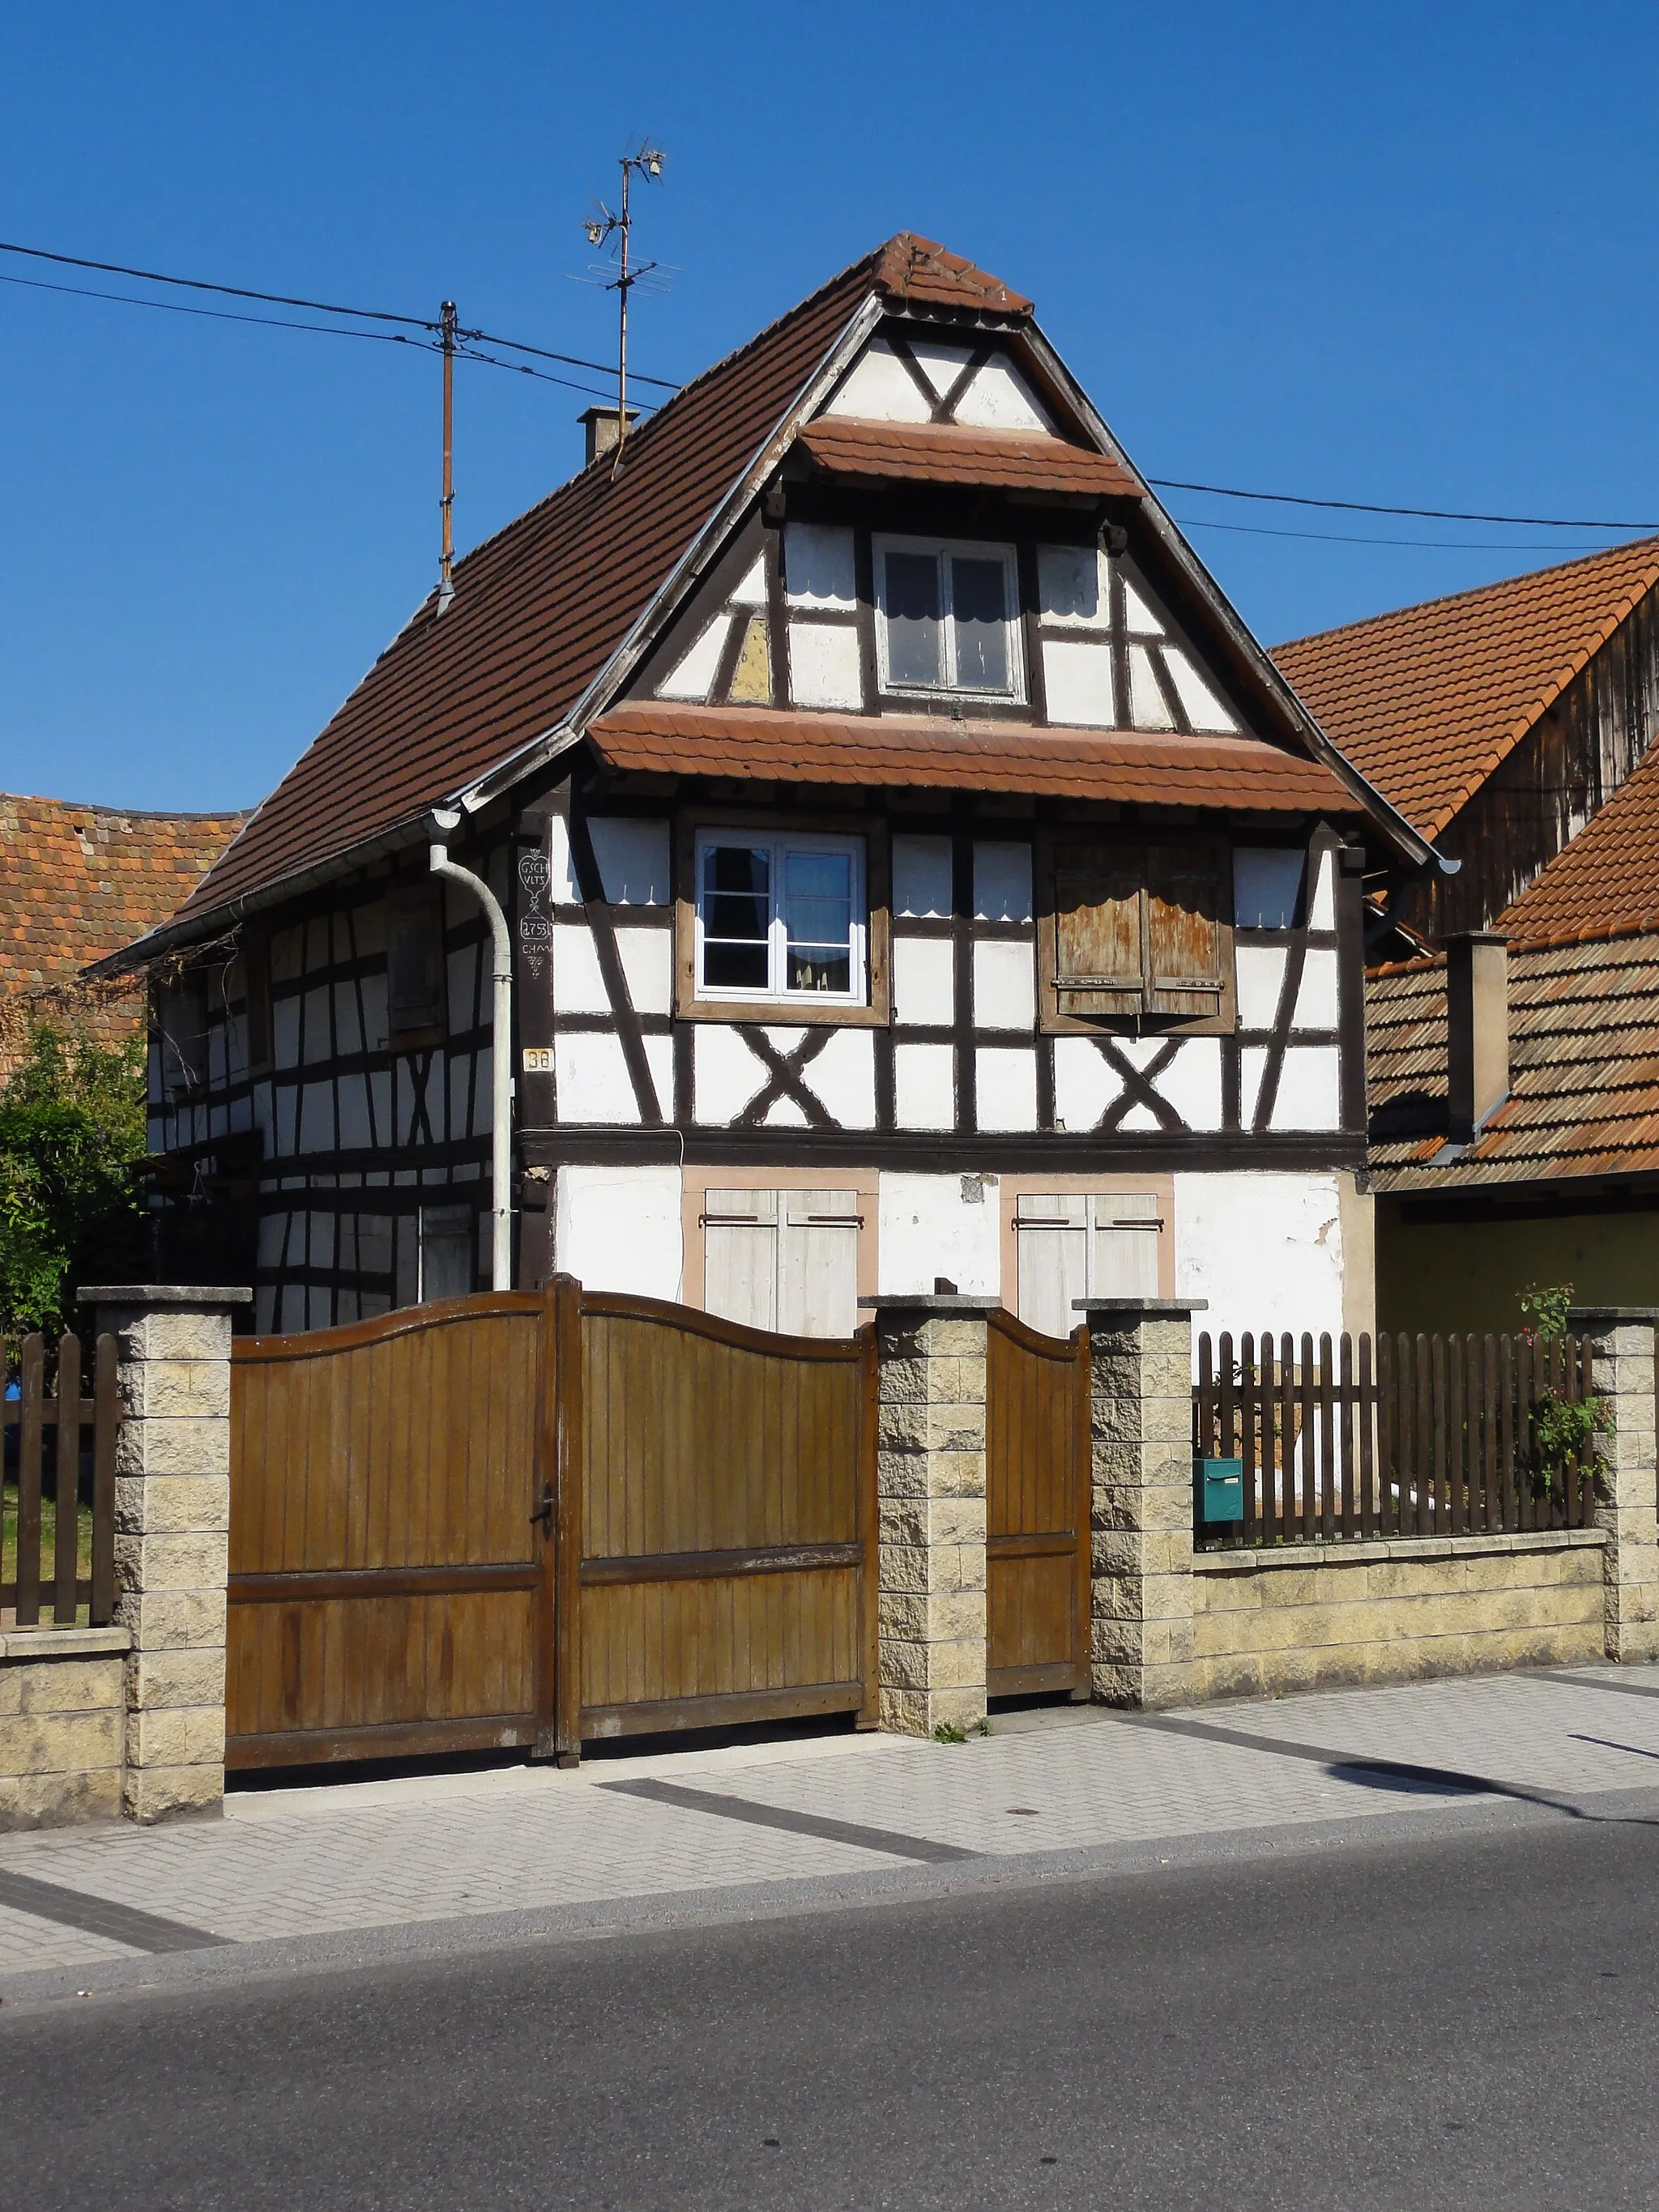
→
(1496, 742, 1659, 944)
(1367, 931, 1659, 1188)
(589, 702, 1356, 812)
(168, 237, 1032, 934)
(0, 792, 247, 1068)
(796, 417, 1143, 499)
(1272, 537, 1659, 842)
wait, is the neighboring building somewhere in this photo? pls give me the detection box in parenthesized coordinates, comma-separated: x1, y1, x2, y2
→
(0, 792, 247, 1079)
(102, 235, 1435, 1342)
(1368, 739, 1659, 1334)
(1273, 539, 1659, 952)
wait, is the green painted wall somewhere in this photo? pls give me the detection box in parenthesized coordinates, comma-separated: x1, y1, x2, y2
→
(1375, 1200, 1659, 1338)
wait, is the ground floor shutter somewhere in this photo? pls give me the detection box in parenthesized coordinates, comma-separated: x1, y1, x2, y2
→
(1093, 1192, 1162, 1298)
(704, 1188, 860, 1337)
(1017, 1191, 1166, 1335)
(703, 1190, 780, 1332)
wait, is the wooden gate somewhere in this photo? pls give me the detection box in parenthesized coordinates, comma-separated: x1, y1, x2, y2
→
(227, 1294, 550, 1769)
(553, 1281, 878, 1753)
(985, 1310, 1092, 1700)
(226, 1280, 877, 1770)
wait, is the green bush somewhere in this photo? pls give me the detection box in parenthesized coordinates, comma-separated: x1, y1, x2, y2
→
(1, 1021, 148, 1346)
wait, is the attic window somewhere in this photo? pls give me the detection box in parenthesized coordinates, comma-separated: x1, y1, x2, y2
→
(874, 537, 1023, 702)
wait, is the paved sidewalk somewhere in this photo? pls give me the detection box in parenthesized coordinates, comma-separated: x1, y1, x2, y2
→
(4, 1660, 1659, 1988)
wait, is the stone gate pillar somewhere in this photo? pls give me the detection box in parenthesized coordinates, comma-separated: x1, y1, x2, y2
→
(1077, 1298, 1204, 1710)
(864, 1295, 997, 1737)
(1569, 1306, 1659, 1665)
(83, 1284, 250, 1822)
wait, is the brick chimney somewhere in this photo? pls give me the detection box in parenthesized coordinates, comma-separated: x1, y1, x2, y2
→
(1446, 931, 1509, 1140)
(578, 406, 639, 466)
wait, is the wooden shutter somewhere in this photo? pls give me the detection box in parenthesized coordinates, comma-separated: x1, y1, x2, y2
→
(703, 1190, 779, 1332)
(1145, 845, 1230, 1020)
(1014, 1195, 1089, 1339)
(1051, 847, 1144, 1017)
(1092, 1193, 1162, 1298)
(779, 1191, 860, 1337)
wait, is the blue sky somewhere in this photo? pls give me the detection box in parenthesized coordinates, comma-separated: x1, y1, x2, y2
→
(4, 2, 1657, 813)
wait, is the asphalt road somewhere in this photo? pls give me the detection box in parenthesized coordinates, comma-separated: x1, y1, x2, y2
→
(6, 1811, 1659, 2210)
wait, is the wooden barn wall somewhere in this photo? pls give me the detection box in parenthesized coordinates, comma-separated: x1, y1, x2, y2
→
(1392, 585, 1659, 944)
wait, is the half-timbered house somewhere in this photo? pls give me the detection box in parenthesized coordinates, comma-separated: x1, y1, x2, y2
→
(104, 237, 1437, 1345)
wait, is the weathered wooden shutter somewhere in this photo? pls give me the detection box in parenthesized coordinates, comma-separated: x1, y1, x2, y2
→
(1145, 845, 1230, 1020)
(418, 1204, 476, 1302)
(1051, 846, 1144, 1017)
(1092, 1193, 1162, 1298)
(1014, 1194, 1089, 1339)
(703, 1189, 779, 1332)
(779, 1191, 860, 1337)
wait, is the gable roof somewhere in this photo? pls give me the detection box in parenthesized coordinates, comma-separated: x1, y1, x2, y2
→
(1273, 536, 1659, 842)
(1496, 739, 1659, 944)
(119, 234, 1433, 970)
(1367, 932, 1659, 1191)
(0, 791, 246, 1068)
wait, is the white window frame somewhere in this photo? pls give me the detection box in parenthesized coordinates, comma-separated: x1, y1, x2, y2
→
(873, 534, 1026, 703)
(693, 829, 868, 1007)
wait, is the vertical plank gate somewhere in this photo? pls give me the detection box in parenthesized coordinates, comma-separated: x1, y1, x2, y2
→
(554, 1282, 879, 1754)
(985, 1310, 1092, 1700)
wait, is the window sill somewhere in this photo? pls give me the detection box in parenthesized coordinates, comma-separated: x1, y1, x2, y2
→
(676, 995, 889, 1027)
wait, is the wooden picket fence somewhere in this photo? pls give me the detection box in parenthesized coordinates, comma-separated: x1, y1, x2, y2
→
(2, 1331, 119, 1626)
(1193, 1329, 1600, 1549)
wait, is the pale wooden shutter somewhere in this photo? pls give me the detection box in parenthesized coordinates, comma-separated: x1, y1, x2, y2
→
(1091, 1192, 1162, 1299)
(1014, 1194, 1089, 1339)
(703, 1190, 778, 1332)
(1051, 846, 1144, 1017)
(1145, 846, 1230, 1020)
(779, 1190, 860, 1337)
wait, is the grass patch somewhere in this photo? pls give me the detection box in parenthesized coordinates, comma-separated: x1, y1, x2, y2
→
(2, 1477, 93, 1587)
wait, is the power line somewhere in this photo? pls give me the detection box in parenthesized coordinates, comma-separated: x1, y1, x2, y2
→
(0, 235, 433, 327)
(1176, 515, 1627, 552)
(0, 267, 428, 347)
(467, 328, 680, 391)
(1152, 476, 1659, 533)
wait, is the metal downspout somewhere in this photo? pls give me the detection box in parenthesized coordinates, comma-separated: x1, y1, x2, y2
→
(428, 808, 513, 1291)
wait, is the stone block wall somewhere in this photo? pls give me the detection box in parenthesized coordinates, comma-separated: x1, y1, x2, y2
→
(1191, 1531, 1606, 1701)
(0, 1626, 130, 1830)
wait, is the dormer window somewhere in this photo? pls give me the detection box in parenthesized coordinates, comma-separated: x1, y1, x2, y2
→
(875, 536, 1024, 703)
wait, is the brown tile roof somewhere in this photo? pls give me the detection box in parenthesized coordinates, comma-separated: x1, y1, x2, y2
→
(1495, 741, 1659, 943)
(1273, 537, 1659, 841)
(0, 791, 246, 1068)
(590, 702, 1357, 812)
(797, 417, 1144, 499)
(164, 237, 1030, 938)
(1367, 931, 1659, 1189)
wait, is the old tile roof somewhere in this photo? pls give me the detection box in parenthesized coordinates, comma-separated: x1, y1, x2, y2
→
(1367, 932, 1659, 1190)
(164, 237, 1032, 936)
(796, 418, 1144, 498)
(0, 791, 246, 1068)
(1273, 537, 1659, 841)
(1494, 740, 1659, 943)
(590, 702, 1356, 812)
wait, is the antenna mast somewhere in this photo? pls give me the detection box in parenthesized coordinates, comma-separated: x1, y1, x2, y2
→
(437, 300, 457, 612)
(584, 143, 664, 467)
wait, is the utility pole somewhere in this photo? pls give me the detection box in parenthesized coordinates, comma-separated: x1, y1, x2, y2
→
(437, 299, 457, 612)
(584, 144, 664, 467)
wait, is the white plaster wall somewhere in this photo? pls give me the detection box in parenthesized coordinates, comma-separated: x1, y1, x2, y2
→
(787, 622, 863, 710)
(556, 1165, 683, 1299)
(1292, 948, 1340, 1030)
(879, 1172, 1000, 1296)
(555, 1033, 640, 1123)
(823, 339, 932, 422)
(1157, 1038, 1224, 1132)
(894, 1042, 955, 1130)
(659, 614, 730, 701)
(976, 1046, 1038, 1132)
(805, 1028, 877, 1127)
(1042, 637, 1116, 726)
(1240, 1044, 1341, 1132)
(893, 936, 954, 1024)
(1235, 944, 1288, 1029)
(973, 939, 1035, 1029)
(552, 923, 608, 1014)
(1173, 1170, 1345, 1352)
(1053, 1037, 1121, 1132)
(694, 1026, 765, 1123)
(616, 925, 673, 1016)
(1308, 848, 1336, 930)
(953, 356, 1052, 433)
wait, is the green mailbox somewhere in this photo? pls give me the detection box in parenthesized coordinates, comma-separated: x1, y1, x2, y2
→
(1198, 1456, 1243, 1524)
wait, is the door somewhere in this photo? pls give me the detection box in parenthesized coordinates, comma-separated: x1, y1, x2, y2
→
(984, 1308, 1091, 1700)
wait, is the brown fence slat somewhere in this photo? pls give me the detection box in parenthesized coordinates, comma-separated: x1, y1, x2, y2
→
(91, 1331, 118, 1627)
(1277, 1332, 1295, 1547)
(1218, 1331, 1235, 1463)
(1197, 1332, 1215, 1471)
(1317, 1334, 1335, 1542)
(1241, 1333, 1259, 1545)
(1499, 1335, 1516, 1532)
(1338, 1334, 1355, 1541)
(1516, 1334, 1536, 1532)
(15, 1333, 45, 1626)
(53, 1332, 82, 1625)
(1448, 1332, 1465, 1537)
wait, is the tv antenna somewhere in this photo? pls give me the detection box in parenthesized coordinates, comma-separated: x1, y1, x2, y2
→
(583, 142, 666, 466)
